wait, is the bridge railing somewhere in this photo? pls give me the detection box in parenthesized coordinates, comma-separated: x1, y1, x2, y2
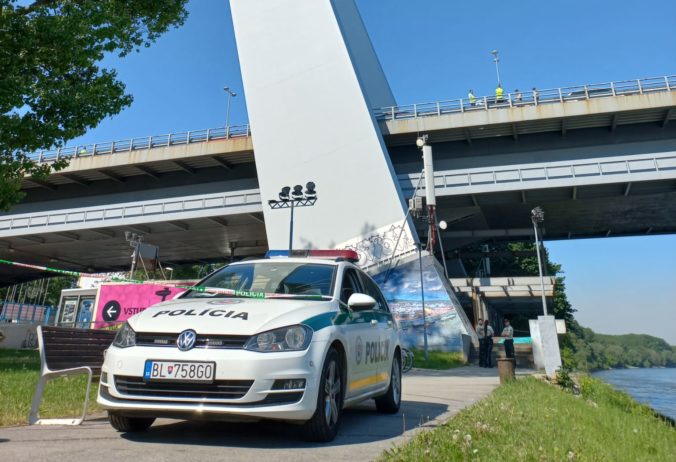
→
(375, 75, 676, 121)
(0, 189, 263, 234)
(30, 124, 251, 164)
(25, 76, 676, 163)
(399, 152, 676, 195)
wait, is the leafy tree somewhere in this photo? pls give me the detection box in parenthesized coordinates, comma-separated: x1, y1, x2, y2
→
(0, 0, 188, 210)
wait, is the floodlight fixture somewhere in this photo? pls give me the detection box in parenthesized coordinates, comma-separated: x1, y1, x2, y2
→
(305, 181, 316, 198)
(291, 184, 304, 200)
(268, 181, 318, 253)
(416, 134, 428, 148)
(439, 220, 448, 230)
(531, 206, 545, 224)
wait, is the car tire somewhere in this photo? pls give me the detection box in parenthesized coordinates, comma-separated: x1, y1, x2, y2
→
(375, 353, 401, 414)
(302, 348, 343, 442)
(108, 412, 155, 432)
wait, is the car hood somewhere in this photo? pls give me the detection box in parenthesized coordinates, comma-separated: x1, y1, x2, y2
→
(127, 297, 335, 335)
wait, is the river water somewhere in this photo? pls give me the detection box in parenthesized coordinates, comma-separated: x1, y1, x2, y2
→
(594, 368, 676, 420)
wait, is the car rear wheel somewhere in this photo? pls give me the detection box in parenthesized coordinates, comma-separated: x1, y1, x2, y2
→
(108, 412, 155, 432)
(375, 353, 401, 413)
(302, 348, 343, 442)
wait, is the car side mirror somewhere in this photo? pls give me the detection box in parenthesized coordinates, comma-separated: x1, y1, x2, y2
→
(347, 293, 377, 311)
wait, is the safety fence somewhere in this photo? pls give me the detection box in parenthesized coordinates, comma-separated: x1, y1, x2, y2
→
(374, 75, 676, 121)
(0, 302, 53, 324)
(28, 124, 251, 164)
(0, 189, 262, 234)
(399, 152, 676, 195)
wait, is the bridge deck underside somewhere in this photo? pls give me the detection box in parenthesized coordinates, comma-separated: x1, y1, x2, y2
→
(0, 213, 267, 286)
(431, 182, 676, 251)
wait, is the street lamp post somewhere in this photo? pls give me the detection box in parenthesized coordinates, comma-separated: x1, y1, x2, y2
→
(491, 50, 501, 86)
(531, 206, 548, 316)
(268, 182, 317, 252)
(223, 87, 237, 136)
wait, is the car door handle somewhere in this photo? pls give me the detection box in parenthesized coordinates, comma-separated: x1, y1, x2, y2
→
(370, 319, 378, 327)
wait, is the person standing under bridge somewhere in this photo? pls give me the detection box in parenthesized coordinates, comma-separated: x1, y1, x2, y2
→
(478, 318, 494, 367)
(502, 317, 515, 359)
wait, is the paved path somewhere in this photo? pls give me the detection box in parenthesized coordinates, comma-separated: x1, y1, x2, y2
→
(0, 366, 501, 462)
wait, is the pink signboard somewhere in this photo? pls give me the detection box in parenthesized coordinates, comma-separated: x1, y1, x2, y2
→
(95, 284, 186, 327)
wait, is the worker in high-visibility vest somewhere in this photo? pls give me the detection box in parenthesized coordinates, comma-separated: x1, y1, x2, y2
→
(468, 89, 476, 106)
(495, 84, 504, 104)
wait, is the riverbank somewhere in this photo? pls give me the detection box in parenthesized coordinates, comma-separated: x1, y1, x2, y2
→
(380, 375, 676, 461)
(594, 367, 676, 422)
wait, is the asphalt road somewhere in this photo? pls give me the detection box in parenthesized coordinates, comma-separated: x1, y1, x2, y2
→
(0, 367, 499, 462)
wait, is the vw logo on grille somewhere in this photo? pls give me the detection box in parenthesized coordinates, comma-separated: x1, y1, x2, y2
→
(176, 329, 197, 351)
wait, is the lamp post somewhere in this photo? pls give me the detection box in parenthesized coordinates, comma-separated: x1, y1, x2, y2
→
(531, 206, 548, 315)
(223, 86, 237, 135)
(268, 182, 317, 252)
(491, 50, 501, 86)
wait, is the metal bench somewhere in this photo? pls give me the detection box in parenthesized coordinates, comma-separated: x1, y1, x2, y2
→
(29, 325, 116, 425)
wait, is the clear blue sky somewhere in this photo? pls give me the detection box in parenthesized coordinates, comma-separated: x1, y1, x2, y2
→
(68, 0, 676, 343)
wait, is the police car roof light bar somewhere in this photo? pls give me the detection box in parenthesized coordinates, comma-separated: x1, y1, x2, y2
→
(265, 249, 359, 263)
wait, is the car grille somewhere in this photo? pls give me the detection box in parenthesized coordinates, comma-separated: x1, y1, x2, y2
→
(114, 375, 253, 400)
(135, 333, 248, 349)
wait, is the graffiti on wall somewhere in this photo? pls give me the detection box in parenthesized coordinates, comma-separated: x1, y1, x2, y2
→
(372, 253, 475, 352)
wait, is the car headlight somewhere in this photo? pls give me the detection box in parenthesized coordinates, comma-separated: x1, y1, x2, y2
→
(113, 322, 136, 348)
(244, 325, 312, 352)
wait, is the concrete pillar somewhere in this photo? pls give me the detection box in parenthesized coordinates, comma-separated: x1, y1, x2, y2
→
(230, 0, 417, 264)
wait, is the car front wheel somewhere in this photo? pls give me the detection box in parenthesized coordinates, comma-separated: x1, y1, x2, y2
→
(108, 412, 155, 432)
(302, 348, 343, 442)
(375, 353, 401, 413)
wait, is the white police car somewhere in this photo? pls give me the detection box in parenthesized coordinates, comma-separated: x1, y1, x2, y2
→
(98, 250, 402, 442)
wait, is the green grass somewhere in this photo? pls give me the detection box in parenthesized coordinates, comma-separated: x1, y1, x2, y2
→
(0, 349, 102, 427)
(381, 376, 676, 461)
(410, 348, 466, 370)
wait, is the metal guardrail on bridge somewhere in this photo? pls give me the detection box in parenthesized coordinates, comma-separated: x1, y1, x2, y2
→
(27, 75, 676, 164)
(400, 152, 676, 196)
(374, 75, 676, 121)
(30, 124, 251, 164)
(0, 190, 263, 235)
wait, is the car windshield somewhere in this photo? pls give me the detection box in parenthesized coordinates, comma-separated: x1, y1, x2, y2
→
(182, 261, 336, 299)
